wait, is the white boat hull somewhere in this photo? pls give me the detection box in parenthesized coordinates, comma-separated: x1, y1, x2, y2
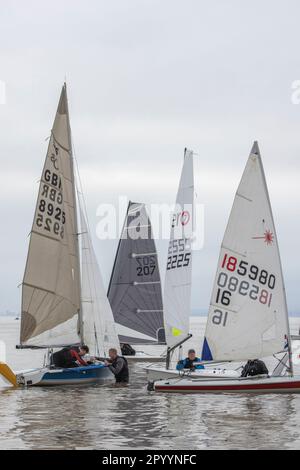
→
(145, 365, 240, 382)
(153, 375, 300, 394)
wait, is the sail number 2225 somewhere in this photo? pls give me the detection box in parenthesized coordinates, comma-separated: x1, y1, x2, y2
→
(167, 238, 191, 270)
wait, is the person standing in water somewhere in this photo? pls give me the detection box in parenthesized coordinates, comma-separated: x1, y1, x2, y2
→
(104, 348, 129, 386)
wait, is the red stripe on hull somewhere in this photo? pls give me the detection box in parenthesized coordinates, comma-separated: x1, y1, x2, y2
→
(156, 380, 300, 392)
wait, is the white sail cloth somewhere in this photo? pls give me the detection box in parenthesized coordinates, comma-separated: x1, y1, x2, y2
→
(163, 149, 194, 348)
(80, 208, 120, 356)
(202, 142, 290, 361)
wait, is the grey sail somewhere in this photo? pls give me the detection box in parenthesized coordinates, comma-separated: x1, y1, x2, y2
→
(20, 84, 82, 347)
(107, 202, 166, 345)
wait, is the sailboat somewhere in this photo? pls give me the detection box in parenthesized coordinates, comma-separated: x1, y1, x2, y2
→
(0, 84, 120, 387)
(146, 148, 195, 378)
(107, 201, 166, 361)
(153, 142, 300, 393)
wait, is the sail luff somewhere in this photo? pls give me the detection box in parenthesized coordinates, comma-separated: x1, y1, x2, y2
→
(107, 201, 130, 298)
(63, 84, 84, 344)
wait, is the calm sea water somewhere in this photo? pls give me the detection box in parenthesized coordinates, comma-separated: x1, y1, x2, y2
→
(1, 316, 300, 450)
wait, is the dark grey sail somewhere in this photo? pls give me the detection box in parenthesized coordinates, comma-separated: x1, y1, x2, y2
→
(108, 202, 166, 345)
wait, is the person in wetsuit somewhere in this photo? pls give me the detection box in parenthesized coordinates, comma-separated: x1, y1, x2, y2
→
(176, 348, 205, 371)
(51, 345, 90, 368)
(104, 348, 129, 386)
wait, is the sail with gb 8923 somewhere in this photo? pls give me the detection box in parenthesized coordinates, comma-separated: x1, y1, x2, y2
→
(164, 149, 194, 348)
(20, 84, 82, 347)
(201, 142, 291, 362)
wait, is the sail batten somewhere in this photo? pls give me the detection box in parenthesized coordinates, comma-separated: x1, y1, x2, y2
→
(108, 202, 165, 345)
(202, 142, 291, 362)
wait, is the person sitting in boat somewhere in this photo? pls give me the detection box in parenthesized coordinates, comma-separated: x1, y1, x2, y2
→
(104, 348, 129, 386)
(51, 345, 90, 369)
(176, 349, 205, 371)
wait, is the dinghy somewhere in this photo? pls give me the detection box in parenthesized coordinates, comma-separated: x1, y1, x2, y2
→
(107, 201, 166, 362)
(145, 148, 195, 376)
(0, 84, 120, 387)
(153, 142, 300, 393)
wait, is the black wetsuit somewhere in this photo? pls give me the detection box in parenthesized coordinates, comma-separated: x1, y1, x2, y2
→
(108, 356, 129, 383)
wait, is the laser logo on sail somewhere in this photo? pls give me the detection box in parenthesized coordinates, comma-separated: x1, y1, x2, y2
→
(252, 229, 274, 245)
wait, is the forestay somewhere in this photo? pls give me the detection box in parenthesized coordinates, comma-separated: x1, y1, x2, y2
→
(164, 149, 194, 348)
(20, 85, 81, 347)
(202, 142, 291, 361)
(108, 202, 165, 345)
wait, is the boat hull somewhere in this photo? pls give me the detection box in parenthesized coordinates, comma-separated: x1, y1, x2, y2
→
(16, 364, 114, 387)
(153, 375, 300, 394)
(146, 366, 240, 382)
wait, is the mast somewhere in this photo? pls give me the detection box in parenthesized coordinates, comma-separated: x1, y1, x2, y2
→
(64, 83, 84, 345)
(255, 142, 293, 376)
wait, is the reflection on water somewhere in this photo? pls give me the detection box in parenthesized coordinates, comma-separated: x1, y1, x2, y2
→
(1, 365, 300, 449)
(1, 317, 300, 449)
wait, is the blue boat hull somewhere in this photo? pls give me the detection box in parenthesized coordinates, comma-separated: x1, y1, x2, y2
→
(17, 364, 114, 387)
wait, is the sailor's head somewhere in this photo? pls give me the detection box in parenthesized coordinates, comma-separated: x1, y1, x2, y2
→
(79, 345, 89, 356)
(188, 349, 196, 360)
(108, 348, 118, 360)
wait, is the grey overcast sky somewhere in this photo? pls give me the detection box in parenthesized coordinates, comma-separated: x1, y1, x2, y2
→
(1, 0, 300, 314)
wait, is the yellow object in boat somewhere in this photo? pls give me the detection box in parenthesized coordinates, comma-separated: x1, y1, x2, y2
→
(0, 362, 18, 387)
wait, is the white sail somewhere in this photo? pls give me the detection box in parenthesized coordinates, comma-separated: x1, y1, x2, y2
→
(20, 85, 82, 347)
(80, 207, 120, 356)
(164, 149, 194, 347)
(202, 142, 290, 361)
